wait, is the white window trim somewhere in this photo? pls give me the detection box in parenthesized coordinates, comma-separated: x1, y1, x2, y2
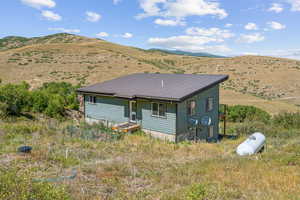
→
(129, 101, 137, 122)
(187, 100, 196, 116)
(88, 95, 96, 104)
(151, 102, 167, 118)
(206, 97, 214, 112)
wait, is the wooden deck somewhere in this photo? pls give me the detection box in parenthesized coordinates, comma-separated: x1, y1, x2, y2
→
(112, 122, 140, 133)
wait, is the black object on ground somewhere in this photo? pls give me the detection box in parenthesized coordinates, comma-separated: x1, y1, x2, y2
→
(18, 146, 32, 153)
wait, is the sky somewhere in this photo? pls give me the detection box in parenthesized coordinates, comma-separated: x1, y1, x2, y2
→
(1, 0, 300, 59)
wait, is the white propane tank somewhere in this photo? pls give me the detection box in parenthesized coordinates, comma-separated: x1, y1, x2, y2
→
(236, 132, 266, 156)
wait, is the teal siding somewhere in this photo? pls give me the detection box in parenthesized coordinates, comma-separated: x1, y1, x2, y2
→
(85, 95, 129, 124)
(176, 85, 220, 141)
(137, 100, 176, 135)
(84, 95, 176, 134)
(84, 84, 220, 140)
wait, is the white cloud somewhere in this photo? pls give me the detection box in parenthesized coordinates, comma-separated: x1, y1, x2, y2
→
(268, 49, 300, 60)
(48, 27, 80, 33)
(147, 26, 234, 54)
(149, 35, 219, 46)
(121, 33, 133, 38)
(154, 18, 185, 26)
(244, 23, 258, 30)
(268, 3, 284, 13)
(96, 32, 109, 37)
(267, 21, 286, 30)
(86, 11, 101, 22)
(286, 0, 300, 11)
(225, 23, 233, 28)
(21, 0, 55, 9)
(113, 0, 122, 5)
(137, 0, 228, 20)
(185, 27, 235, 40)
(237, 33, 265, 43)
(148, 35, 230, 53)
(41, 10, 61, 21)
(242, 52, 259, 56)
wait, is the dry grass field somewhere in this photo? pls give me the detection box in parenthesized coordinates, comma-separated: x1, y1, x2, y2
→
(0, 33, 300, 114)
(0, 119, 299, 200)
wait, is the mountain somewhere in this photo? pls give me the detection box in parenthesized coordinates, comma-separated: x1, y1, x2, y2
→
(0, 33, 96, 51)
(0, 33, 299, 113)
(148, 49, 226, 58)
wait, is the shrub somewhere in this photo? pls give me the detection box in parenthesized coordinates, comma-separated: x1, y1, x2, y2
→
(47, 153, 80, 168)
(0, 81, 79, 119)
(234, 120, 272, 136)
(0, 82, 31, 116)
(2, 123, 41, 135)
(0, 167, 70, 200)
(44, 95, 66, 119)
(0, 102, 9, 118)
(222, 105, 271, 123)
(63, 122, 125, 141)
(233, 119, 300, 138)
(37, 82, 79, 111)
(185, 183, 207, 200)
(31, 91, 49, 113)
(273, 112, 300, 129)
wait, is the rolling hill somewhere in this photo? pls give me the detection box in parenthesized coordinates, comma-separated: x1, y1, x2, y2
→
(148, 49, 226, 58)
(0, 33, 299, 114)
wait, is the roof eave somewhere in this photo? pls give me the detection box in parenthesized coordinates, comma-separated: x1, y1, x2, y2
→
(77, 75, 229, 102)
(76, 90, 181, 102)
(179, 75, 229, 102)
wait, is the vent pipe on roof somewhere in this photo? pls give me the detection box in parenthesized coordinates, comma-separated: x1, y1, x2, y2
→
(161, 80, 164, 88)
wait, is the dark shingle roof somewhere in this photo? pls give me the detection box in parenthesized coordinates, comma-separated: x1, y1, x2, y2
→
(77, 73, 228, 102)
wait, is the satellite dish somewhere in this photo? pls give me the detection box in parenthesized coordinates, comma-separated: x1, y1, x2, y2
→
(201, 116, 212, 126)
(188, 118, 198, 126)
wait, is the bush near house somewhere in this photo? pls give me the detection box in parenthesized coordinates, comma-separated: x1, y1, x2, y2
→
(220, 105, 300, 137)
(0, 82, 79, 119)
(221, 105, 271, 123)
(0, 82, 31, 116)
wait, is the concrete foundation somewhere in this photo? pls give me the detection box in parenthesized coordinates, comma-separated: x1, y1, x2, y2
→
(142, 129, 176, 142)
(85, 117, 116, 127)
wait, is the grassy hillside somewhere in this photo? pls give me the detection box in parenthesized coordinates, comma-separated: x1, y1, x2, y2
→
(0, 33, 299, 113)
(0, 33, 96, 51)
(148, 49, 226, 58)
(0, 119, 299, 200)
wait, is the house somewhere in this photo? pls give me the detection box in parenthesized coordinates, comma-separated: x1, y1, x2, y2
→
(77, 73, 228, 142)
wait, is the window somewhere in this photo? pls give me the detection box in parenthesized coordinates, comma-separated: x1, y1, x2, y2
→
(88, 95, 96, 104)
(208, 126, 214, 138)
(152, 103, 158, 116)
(159, 103, 166, 117)
(152, 102, 166, 117)
(187, 100, 196, 116)
(206, 97, 213, 112)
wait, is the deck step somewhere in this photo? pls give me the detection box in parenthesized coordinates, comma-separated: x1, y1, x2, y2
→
(112, 122, 140, 133)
